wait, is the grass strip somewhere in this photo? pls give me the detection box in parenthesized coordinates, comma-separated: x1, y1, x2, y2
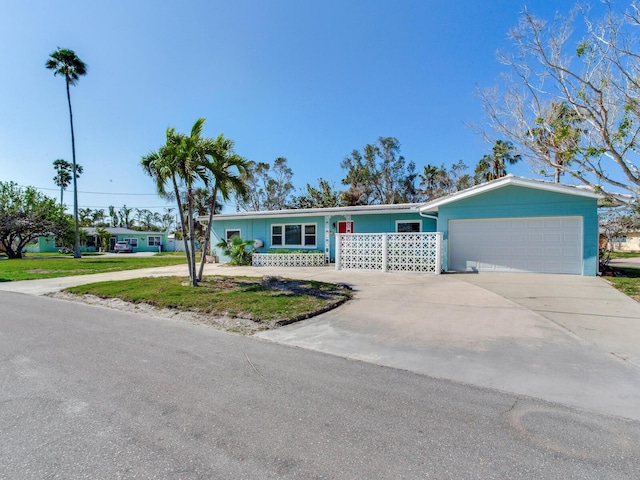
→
(66, 275, 352, 325)
(0, 255, 187, 281)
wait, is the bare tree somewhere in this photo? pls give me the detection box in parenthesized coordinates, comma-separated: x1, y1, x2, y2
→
(477, 2, 640, 197)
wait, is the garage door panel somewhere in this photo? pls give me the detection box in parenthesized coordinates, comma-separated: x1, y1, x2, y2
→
(449, 216, 582, 275)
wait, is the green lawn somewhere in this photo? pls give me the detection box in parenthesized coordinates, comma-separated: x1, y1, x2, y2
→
(0, 255, 187, 281)
(66, 276, 352, 327)
(607, 266, 640, 302)
(608, 251, 640, 259)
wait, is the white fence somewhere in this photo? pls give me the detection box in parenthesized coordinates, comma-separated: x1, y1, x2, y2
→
(252, 252, 326, 267)
(336, 232, 442, 274)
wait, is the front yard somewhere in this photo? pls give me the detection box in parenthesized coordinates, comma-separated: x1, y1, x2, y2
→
(0, 255, 187, 281)
(64, 275, 352, 333)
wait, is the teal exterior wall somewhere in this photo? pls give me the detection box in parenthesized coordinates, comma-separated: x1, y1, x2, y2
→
(436, 185, 599, 275)
(210, 212, 436, 262)
(113, 233, 167, 253)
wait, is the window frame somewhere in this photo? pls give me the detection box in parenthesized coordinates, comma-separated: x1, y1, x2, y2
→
(148, 236, 161, 246)
(225, 229, 241, 242)
(395, 220, 422, 233)
(123, 238, 138, 248)
(271, 223, 317, 248)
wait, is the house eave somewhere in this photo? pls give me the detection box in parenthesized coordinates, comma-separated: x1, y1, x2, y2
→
(203, 203, 423, 222)
(419, 175, 601, 213)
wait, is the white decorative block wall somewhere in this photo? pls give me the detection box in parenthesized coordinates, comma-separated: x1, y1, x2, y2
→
(252, 253, 326, 267)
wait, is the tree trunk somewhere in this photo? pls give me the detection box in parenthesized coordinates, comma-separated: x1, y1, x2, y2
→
(197, 186, 218, 282)
(172, 176, 193, 282)
(66, 80, 81, 259)
(187, 187, 198, 286)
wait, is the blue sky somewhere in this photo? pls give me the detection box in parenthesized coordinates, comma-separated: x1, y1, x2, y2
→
(1, 0, 589, 215)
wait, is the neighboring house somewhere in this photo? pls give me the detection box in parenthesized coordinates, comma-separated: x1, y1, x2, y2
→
(27, 228, 172, 253)
(84, 228, 170, 253)
(207, 175, 600, 276)
(609, 232, 640, 252)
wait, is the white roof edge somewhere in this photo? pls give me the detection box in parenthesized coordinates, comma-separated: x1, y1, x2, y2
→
(204, 203, 423, 221)
(419, 175, 600, 213)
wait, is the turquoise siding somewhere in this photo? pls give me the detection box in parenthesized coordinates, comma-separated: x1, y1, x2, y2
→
(436, 185, 598, 275)
(114, 233, 166, 253)
(211, 212, 436, 262)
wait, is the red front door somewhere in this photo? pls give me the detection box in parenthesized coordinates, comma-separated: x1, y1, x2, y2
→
(337, 221, 354, 234)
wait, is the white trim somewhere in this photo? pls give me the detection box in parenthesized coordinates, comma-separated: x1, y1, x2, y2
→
(420, 175, 600, 213)
(395, 220, 422, 233)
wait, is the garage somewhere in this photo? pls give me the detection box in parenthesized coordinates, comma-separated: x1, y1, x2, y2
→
(418, 176, 600, 276)
(448, 216, 583, 274)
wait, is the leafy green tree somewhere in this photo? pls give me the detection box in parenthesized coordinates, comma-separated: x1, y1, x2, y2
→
(237, 158, 294, 211)
(52, 159, 82, 205)
(118, 205, 132, 229)
(46, 47, 87, 259)
(197, 134, 248, 281)
(341, 137, 417, 205)
(474, 140, 521, 183)
(0, 181, 70, 259)
(290, 178, 343, 209)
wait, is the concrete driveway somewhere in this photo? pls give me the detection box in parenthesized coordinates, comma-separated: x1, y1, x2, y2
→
(251, 268, 640, 421)
(2, 263, 640, 420)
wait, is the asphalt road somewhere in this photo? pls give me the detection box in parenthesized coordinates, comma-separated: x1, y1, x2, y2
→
(2, 291, 640, 479)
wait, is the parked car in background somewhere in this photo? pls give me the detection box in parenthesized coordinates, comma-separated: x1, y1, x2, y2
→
(114, 241, 133, 253)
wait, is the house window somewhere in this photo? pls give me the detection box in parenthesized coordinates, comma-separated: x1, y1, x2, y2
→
(148, 236, 161, 246)
(271, 223, 316, 247)
(226, 229, 241, 242)
(396, 221, 421, 233)
(124, 238, 138, 247)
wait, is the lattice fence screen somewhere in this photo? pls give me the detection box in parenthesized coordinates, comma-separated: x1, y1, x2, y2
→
(252, 253, 325, 267)
(337, 233, 441, 274)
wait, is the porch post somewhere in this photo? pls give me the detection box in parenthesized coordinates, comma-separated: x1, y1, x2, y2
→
(324, 215, 331, 265)
(335, 234, 341, 270)
(435, 232, 443, 275)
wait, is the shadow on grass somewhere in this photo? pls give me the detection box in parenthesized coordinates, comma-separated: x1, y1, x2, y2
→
(612, 266, 640, 278)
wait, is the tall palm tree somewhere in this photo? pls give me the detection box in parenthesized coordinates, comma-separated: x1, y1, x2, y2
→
(46, 48, 87, 259)
(197, 134, 248, 281)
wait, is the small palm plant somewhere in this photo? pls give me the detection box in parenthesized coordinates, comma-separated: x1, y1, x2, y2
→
(216, 237, 255, 265)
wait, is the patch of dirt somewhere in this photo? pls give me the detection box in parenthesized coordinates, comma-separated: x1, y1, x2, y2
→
(48, 291, 271, 335)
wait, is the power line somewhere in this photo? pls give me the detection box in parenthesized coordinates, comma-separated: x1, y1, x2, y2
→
(21, 185, 161, 196)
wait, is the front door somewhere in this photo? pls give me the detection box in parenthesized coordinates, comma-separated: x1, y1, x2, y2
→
(337, 221, 354, 234)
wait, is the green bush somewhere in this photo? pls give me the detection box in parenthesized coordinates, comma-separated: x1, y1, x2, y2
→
(216, 237, 255, 265)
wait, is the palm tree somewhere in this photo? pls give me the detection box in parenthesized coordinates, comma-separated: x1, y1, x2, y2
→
(475, 140, 521, 183)
(142, 123, 203, 286)
(46, 48, 87, 259)
(527, 102, 582, 183)
(197, 134, 248, 281)
(52, 159, 83, 205)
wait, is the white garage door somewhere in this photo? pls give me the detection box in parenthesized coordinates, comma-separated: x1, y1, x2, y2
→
(449, 216, 583, 274)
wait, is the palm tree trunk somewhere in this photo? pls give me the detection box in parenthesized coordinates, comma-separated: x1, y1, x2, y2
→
(66, 80, 81, 259)
(197, 186, 218, 281)
(187, 188, 198, 286)
(172, 176, 193, 282)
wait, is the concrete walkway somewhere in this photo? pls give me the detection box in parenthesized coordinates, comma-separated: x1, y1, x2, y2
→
(2, 263, 640, 421)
